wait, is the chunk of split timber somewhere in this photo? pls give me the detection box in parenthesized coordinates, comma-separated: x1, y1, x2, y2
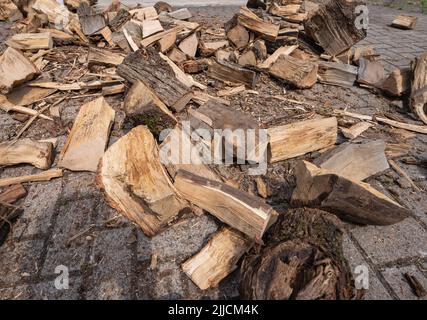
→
(108, 8, 131, 31)
(118, 47, 190, 107)
(208, 59, 259, 88)
(154, 1, 172, 14)
(217, 85, 246, 97)
(252, 39, 267, 61)
(124, 80, 176, 131)
(267, 117, 337, 163)
(341, 122, 372, 140)
(58, 97, 115, 172)
(410, 53, 427, 124)
(353, 46, 375, 65)
(97, 125, 189, 237)
(357, 58, 385, 87)
(38, 28, 73, 41)
(168, 47, 187, 64)
(182, 228, 252, 290)
(313, 141, 389, 181)
(140, 26, 185, 48)
(238, 50, 257, 67)
(77, 2, 106, 35)
(0, 47, 39, 94)
(0, 139, 54, 169)
(87, 47, 125, 67)
(6, 32, 53, 50)
(178, 33, 198, 58)
(237, 8, 280, 42)
(0, 184, 27, 204)
(269, 55, 318, 89)
(182, 59, 209, 74)
(291, 161, 410, 225)
(258, 45, 298, 69)
(318, 61, 358, 87)
(142, 19, 164, 38)
(157, 31, 176, 53)
(227, 24, 249, 49)
(269, 3, 301, 17)
(174, 170, 277, 240)
(0, 0, 23, 22)
(102, 83, 125, 96)
(391, 15, 417, 30)
(303, 0, 367, 56)
(168, 8, 192, 20)
(381, 67, 411, 97)
(99, 26, 114, 46)
(0, 168, 63, 188)
(199, 41, 229, 57)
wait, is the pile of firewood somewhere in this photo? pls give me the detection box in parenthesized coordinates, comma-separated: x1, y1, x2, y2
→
(0, 0, 425, 299)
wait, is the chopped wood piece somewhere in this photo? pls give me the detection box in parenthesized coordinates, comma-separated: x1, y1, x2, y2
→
(168, 47, 187, 64)
(182, 228, 252, 290)
(6, 32, 53, 50)
(237, 8, 280, 42)
(130, 7, 158, 21)
(140, 25, 184, 47)
(313, 141, 389, 181)
(269, 3, 301, 17)
(357, 58, 385, 87)
(318, 61, 358, 87)
(0, 0, 23, 22)
(123, 28, 139, 51)
(304, 0, 367, 55)
(386, 143, 411, 159)
(117, 47, 191, 107)
(200, 41, 229, 57)
(291, 161, 410, 225)
(78, 2, 106, 35)
(59, 97, 115, 172)
(124, 80, 176, 134)
(112, 31, 131, 52)
(227, 24, 249, 49)
(154, 1, 172, 14)
(178, 33, 198, 58)
(404, 273, 427, 298)
(391, 15, 417, 30)
(99, 26, 114, 46)
(174, 170, 277, 240)
(37, 28, 72, 41)
(156, 31, 176, 53)
(108, 8, 130, 31)
(0, 168, 63, 188)
(353, 46, 375, 65)
(208, 59, 259, 88)
(182, 59, 209, 74)
(97, 125, 189, 237)
(168, 8, 192, 20)
(410, 53, 427, 124)
(0, 139, 54, 169)
(102, 83, 125, 96)
(252, 39, 267, 61)
(269, 54, 318, 89)
(87, 47, 125, 67)
(142, 19, 164, 38)
(341, 121, 372, 139)
(268, 117, 337, 163)
(0, 47, 39, 94)
(258, 45, 298, 69)
(217, 85, 246, 97)
(238, 50, 257, 67)
(255, 176, 270, 198)
(389, 159, 420, 192)
(381, 67, 411, 97)
(0, 184, 27, 204)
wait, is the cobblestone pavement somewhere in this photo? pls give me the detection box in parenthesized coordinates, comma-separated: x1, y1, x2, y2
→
(0, 4, 426, 300)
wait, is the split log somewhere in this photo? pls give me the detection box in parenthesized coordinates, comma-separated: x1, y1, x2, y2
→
(156, 31, 176, 53)
(208, 59, 259, 88)
(258, 45, 298, 69)
(0, 0, 23, 22)
(252, 39, 267, 61)
(341, 121, 372, 139)
(0, 139, 54, 169)
(291, 160, 410, 225)
(168, 47, 187, 64)
(267, 117, 337, 163)
(353, 46, 375, 65)
(87, 47, 125, 67)
(381, 67, 411, 97)
(410, 53, 427, 124)
(97, 125, 189, 237)
(142, 19, 164, 38)
(174, 170, 277, 240)
(227, 24, 249, 49)
(199, 41, 229, 57)
(108, 8, 130, 31)
(178, 33, 199, 58)
(182, 60, 209, 74)
(111, 32, 131, 52)
(38, 28, 74, 41)
(269, 3, 301, 17)
(0, 168, 63, 188)
(391, 15, 417, 30)
(6, 32, 53, 50)
(182, 228, 252, 290)
(168, 8, 192, 20)
(217, 85, 246, 97)
(77, 2, 106, 35)
(318, 61, 358, 87)
(154, 1, 172, 14)
(118, 47, 191, 107)
(140, 25, 185, 48)
(0, 47, 39, 94)
(124, 80, 176, 134)
(0, 184, 27, 204)
(59, 97, 115, 172)
(123, 28, 139, 51)
(240, 207, 357, 300)
(269, 54, 318, 89)
(313, 140, 389, 181)
(357, 58, 385, 87)
(238, 50, 257, 67)
(99, 26, 114, 46)
(102, 83, 125, 96)
(237, 8, 280, 42)
(303, 0, 367, 55)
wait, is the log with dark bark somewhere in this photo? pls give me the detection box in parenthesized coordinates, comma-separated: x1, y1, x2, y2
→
(117, 47, 191, 107)
(410, 53, 427, 124)
(240, 207, 358, 300)
(303, 0, 367, 55)
(208, 59, 259, 88)
(108, 8, 130, 31)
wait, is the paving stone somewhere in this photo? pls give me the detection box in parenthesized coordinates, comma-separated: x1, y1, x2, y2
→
(342, 234, 392, 300)
(350, 218, 427, 265)
(31, 276, 83, 300)
(381, 265, 427, 300)
(61, 172, 100, 201)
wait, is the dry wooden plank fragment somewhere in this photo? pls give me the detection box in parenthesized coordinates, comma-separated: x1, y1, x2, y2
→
(341, 121, 372, 139)
(318, 61, 358, 87)
(269, 54, 318, 89)
(178, 33, 198, 58)
(181, 59, 208, 74)
(291, 161, 410, 225)
(208, 59, 259, 88)
(0, 139, 54, 169)
(267, 117, 337, 163)
(217, 85, 246, 97)
(87, 47, 125, 67)
(0, 184, 27, 204)
(410, 53, 427, 124)
(140, 25, 184, 47)
(102, 83, 125, 96)
(304, 0, 367, 55)
(0, 0, 23, 22)
(0, 168, 63, 188)
(123, 28, 139, 51)
(200, 40, 229, 57)
(381, 67, 411, 97)
(174, 170, 277, 240)
(59, 97, 115, 172)
(238, 50, 257, 67)
(156, 31, 176, 53)
(357, 58, 385, 87)
(0, 94, 53, 120)
(142, 19, 164, 38)
(97, 125, 189, 237)
(237, 8, 280, 42)
(182, 228, 252, 290)
(77, 2, 106, 35)
(168, 47, 187, 64)
(6, 32, 53, 50)
(227, 24, 249, 49)
(0, 47, 39, 94)
(353, 46, 375, 65)
(269, 3, 301, 17)
(99, 26, 114, 46)
(391, 15, 417, 30)
(258, 45, 298, 69)
(313, 140, 389, 181)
